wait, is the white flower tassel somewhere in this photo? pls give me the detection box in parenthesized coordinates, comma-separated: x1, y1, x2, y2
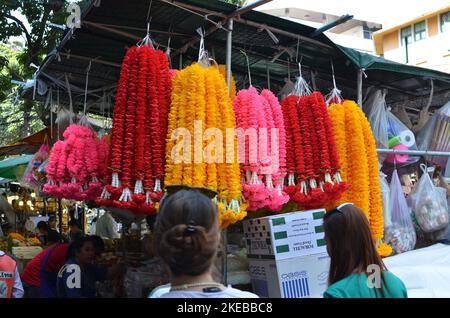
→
(266, 175, 274, 189)
(119, 188, 132, 202)
(154, 179, 162, 192)
(145, 191, 152, 205)
(112, 173, 120, 188)
(100, 187, 111, 200)
(300, 180, 308, 195)
(287, 173, 296, 186)
(134, 180, 143, 194)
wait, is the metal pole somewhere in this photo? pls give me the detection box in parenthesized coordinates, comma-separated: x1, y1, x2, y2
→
(226, 19, 233, 96)
(223, 18, 233, 286)
(231, 0, 273, 18)
(222, 229, 228, 286)
(357, 69, 363, 107)
(58, 199, 63, 242)
(377, 149, 450, 157)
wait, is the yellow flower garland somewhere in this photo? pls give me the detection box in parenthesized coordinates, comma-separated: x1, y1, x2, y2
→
(357, 105, 384, 240)
(217, 64, 236, 99)
(377, 242, 393, 257)
(165, 63, 245, 228)
(328, 101, 384, 238)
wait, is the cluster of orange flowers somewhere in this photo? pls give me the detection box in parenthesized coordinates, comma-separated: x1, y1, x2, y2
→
(328, 100, 390, 257)
(165, 63, 246, 229)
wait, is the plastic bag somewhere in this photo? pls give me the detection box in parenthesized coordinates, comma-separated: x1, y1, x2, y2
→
(410, 164, 449, 232)
(385, 169, 416, 254)
(417, 101, 450, 171)
(365, 90, 419, 165)
(380, 170, 392, 229)
(383, 111, 419, 165)
(366, 89, 389, 148)
(20, 144, 50, 190)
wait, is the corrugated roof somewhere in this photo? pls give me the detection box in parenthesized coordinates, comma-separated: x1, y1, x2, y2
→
(27, 0, 450, 116)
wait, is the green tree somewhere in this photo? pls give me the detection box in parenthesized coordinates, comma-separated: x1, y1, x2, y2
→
(0, 1, 81, 144)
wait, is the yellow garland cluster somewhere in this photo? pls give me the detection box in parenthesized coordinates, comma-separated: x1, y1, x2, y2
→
(358, 108, 384, 240)
(377, 242, 393, 257)
(165, 63, 245, 229)
(328, 101, 384, 241)
(217, 65, 236, 99)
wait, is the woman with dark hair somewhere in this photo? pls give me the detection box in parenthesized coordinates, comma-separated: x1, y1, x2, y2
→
(323, 203, 407, 298)
(154, 188, 258, 298)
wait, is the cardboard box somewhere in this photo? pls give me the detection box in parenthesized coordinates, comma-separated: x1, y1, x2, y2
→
(243, 209, 330, 298)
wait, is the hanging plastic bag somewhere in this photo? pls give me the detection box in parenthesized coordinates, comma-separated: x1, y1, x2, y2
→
(385, 169, 416, 254)
(380, 170, 391, 229)
(383, 111, 419, 165)
(417, 101, 450, 171)
(365, 89, 419, 165)
(20, 144, 50, 190)
(410, 164, 449, 232)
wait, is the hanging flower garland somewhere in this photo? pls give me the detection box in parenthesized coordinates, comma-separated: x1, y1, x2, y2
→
(260, 89, 289, 211)
(97, 45, 171, 214)
(43, 124, 109, 201)
(218, 64, 236, 99)
(165, 63, 245, 228)
(327, 100, 386, 251)
(281, 91, 346, 209)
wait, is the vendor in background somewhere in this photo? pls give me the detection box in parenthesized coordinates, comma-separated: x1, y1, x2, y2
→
(21, 242, 69, 298)
(68, 219, 84, 243)
(322, 203, 407, 298)
(57, 236, 123, 298)
(0, 249, 24, 298)
(37, 221, 62, 246)
(153, 188, 258, 298)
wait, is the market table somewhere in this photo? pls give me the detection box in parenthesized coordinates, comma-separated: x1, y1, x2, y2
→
(384, 243, 450, 297)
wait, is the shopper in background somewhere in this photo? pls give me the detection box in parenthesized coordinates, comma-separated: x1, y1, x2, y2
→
(56, 236, 123, 298)
(68, 219, 84, 243)
(0, 249, 24, 298)
(153, 188, 258, 298)
(95, 211, 120, 239)
(37, 220, 61, 246)
(323, 203, 408, 298)
(21, 242, 69, 298)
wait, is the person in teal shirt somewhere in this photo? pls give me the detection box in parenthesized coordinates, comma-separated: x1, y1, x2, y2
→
(322, 203, 407, 298)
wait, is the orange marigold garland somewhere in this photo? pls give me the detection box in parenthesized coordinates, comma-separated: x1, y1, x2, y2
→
(327, 100, 385, 245)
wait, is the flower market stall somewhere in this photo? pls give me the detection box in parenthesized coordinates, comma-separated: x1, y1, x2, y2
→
(11, 0, 450, 298)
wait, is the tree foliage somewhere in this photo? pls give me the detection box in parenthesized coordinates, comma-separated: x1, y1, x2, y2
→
(0, 1, 80, 145)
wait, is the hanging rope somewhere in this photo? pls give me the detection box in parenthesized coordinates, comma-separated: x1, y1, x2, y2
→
(292, 59, 311, 96)
(287, 58, 291, 81)
(83, 60, 92, 115)
(325, 60, 343, 105)
(64, 73, 73, 124)
(266, 62, 271, 90)
(240, 50, 252, 87)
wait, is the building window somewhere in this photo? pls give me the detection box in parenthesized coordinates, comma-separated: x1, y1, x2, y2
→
(400, 26, 412, 46)
(414, 21, 426, 41)
(441, 11, 450, 33)
(363, 26, 372, 39)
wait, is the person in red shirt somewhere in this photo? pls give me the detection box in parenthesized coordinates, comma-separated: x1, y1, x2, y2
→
(21, 243, 69, 298)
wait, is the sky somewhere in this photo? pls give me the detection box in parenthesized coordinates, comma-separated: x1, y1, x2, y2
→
(253, 0, 450, 28)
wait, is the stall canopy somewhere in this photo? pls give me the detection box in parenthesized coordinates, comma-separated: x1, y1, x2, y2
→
(27, 0, 450, 116)
(0, 155, 33, 180)
(0, 127, 55, 157)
